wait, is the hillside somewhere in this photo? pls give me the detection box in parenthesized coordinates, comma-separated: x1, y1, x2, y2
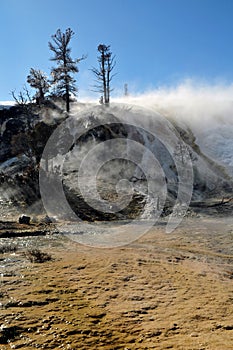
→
(0, 101, 232, 224)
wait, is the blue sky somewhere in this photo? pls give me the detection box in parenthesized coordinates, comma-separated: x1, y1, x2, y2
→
(1, 0, 233, 101)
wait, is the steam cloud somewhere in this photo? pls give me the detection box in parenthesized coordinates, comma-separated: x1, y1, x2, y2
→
(111, 80, 233, 174)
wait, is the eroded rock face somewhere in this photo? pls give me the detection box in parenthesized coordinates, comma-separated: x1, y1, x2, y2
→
(0, 104, 58, 164)
(1, 103, 233, 220)
(0, 117, 25, 162)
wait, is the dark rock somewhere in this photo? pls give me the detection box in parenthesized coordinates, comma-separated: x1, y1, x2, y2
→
(43, 215, 54, 224)
(19, 215, 31, 224)
(0, 325, 23, 344)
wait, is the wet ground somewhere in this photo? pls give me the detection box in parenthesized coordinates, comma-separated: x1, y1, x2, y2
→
(0, 213, 233, 349)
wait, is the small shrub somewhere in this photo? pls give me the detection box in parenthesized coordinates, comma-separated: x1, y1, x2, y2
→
(24, 249, 52, 263)
(0, 244, 18, 254)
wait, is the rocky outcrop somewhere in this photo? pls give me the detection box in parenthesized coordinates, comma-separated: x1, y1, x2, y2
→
(1, 103, 233, 221)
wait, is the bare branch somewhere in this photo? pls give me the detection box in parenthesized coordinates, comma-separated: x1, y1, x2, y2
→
(10, 86, 32, 106)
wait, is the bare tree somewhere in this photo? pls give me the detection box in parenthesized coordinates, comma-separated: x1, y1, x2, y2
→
(10, 85, 32, 107)
(27, 68, 50, 104)
(91, 44, 116, 105)
(49, 28, 86, 112)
